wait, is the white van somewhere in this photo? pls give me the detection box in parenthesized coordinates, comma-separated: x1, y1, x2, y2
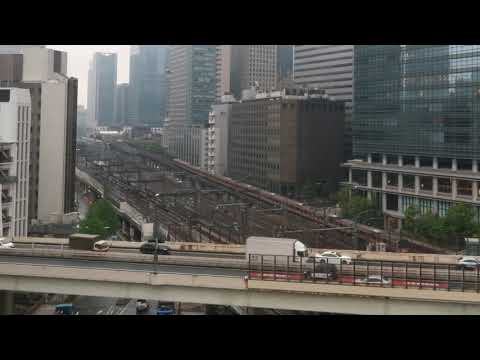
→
(93, 240, 110, 252)
(0, 237, 15, 249)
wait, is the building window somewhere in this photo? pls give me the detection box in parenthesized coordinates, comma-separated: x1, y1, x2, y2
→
(386, 154, 397, 165)
(418, 198, 433, 214)
(420, 176, 433, 192)
(402, 174, 415, 190)
(457, 158, 473, 171)
(403, 156, 415, 166)
(352, 169, 367, 186)
(386, 173, 398, 187)
(371, 171, 382, 188)
(438, 200, 452, 217)
(438, 178, 452, 194)
(438, 158, 452, 169)
(386, 194, 399, 212)
(420, 157, 433, 168)
(457, 180, 473, 197)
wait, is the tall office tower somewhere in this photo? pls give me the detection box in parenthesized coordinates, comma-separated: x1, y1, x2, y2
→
(343, 45, 480, 230)
(0, 88, 31, 238)
(215, 45, 278, 100)
(215, 45, 224, 100)
(294, 45, 354, 161)
(128, 45, 169, 127)
(231, 45, 277, 99)
(277, 45, 294, 85)
(228, 87, 344, 195)
(87, 52, 117, 127)
(0, 46, 77, 223)
(77, 105, 88, 138)
(166, 45, 216, 127)
(114, 83, 129, 125)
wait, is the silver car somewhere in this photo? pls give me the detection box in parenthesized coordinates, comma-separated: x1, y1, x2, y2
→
(457, 257, 480, 270)
(355, 275, 391, 286)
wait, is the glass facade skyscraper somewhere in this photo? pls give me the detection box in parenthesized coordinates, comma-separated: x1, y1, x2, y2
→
(129, 45, 169, 127)
(353, 45, 480, 159)
(345, 45, 480, 230)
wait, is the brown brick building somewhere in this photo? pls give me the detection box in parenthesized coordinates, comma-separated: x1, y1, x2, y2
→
(228, 88, 345, 195)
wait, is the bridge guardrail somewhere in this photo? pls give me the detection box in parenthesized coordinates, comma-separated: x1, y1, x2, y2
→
(248, 254, 480, 294)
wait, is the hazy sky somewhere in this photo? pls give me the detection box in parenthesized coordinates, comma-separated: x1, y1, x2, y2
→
(48, 45, 131, 107)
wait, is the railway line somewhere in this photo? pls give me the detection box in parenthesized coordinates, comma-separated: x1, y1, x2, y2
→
(77, 140, 446, 253)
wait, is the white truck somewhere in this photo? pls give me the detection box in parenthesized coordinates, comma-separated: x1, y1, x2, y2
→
(246, 236, 337, 280)
(245, 236, 308, 263)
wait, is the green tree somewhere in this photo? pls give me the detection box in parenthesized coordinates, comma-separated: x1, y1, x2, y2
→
(443, 203, 479, 249)
(336, 188, 378, 220)
(403, 206, 420, 233)
(79, 199, 120, 239)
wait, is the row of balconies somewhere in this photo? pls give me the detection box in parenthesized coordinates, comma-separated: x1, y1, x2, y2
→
(1, 215, 12, 224)
(0, 156, 13, 164)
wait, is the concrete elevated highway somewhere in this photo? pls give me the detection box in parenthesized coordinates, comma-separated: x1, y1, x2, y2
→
(0, 243, 479, 314)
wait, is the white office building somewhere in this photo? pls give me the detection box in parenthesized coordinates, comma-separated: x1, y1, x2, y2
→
(0, 88, 31, 238)
(206, 95, 235, 176)
(0, 45, 77, 223)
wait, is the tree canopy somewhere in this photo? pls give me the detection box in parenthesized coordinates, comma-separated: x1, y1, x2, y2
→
(337, 188, 379, 220)
(403, 203, 479, 249)
(79, 199, 120, 239)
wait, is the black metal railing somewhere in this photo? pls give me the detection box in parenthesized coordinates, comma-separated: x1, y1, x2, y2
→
(247, 254, 480, 293)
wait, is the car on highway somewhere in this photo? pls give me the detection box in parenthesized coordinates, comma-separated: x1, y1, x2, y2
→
(355, 275, 391, 286)
(136, 299, 150, 313)
(456, 257, 480, 270)
(315, 251, 352, 265)
(156, 302, 175, 315)
(93, 240, 110, 252)
(147, 237, 166, 244)
(140, 242, 170, 255)
(0, 237, 14, 249)
(304, 263, 337, 280)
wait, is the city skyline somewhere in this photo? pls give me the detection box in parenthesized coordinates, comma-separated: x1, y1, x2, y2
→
(48, 45, 131, 107)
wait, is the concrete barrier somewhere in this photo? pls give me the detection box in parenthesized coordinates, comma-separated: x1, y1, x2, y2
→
(0, 247, 248, 270)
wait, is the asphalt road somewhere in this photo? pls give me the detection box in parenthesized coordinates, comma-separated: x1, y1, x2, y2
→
(0, 255, 246, 277)
(13, 243, 244, 259)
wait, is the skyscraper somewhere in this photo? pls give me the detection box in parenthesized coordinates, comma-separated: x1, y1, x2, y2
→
(128, 45, 169, 126)
(294, 45, 354, 160)
(277, 45, 294, 85)
(114, 83, 129, 125)
(0, 46, 77, 222)
(217, 45, 277, 100)
(87, 52, 117, 127)
(166, 45, 216, 127)
(343, 45, 480, 230)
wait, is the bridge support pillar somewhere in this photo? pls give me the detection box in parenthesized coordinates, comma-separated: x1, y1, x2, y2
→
(0, 291, 14, 315)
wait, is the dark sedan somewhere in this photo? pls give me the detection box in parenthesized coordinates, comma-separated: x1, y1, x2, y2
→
(140, 243, 170, 255)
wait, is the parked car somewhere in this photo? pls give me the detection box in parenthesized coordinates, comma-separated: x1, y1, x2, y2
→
(355, 275, 391, 286)
(457, 257, 480, 270)
(0, 237, 14, 249)
(315, 251, 352, 265)
(136, 299, 150, 313)
(140, 243, 170, 255)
